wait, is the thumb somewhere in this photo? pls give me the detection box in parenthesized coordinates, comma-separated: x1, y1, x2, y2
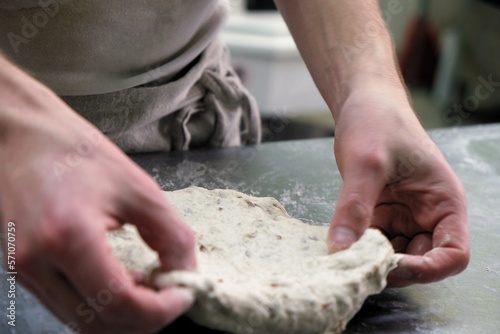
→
(328, 167, 386, 253)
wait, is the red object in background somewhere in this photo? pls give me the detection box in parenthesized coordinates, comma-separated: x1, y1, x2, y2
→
(399, 0, 440, 89)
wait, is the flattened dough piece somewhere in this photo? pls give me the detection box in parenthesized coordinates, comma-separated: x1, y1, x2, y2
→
(107, 187, 400, 334)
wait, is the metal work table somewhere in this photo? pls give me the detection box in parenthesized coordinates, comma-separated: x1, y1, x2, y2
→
(1, 123, 499, 333)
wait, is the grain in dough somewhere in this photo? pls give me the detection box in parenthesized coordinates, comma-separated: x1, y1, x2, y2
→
(107, 187, 400, 334)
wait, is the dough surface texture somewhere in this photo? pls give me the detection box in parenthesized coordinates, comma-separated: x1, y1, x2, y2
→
(107, 187, 400, 334)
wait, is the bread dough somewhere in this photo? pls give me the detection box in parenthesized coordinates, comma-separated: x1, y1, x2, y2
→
(107, 187, 400, 334)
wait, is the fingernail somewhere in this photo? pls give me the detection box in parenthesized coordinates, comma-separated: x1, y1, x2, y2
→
(391, 266, 415, 280)
(328, 227, 357, 252)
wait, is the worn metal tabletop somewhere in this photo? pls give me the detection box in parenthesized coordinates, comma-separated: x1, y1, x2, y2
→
(1, 123, 499, 333)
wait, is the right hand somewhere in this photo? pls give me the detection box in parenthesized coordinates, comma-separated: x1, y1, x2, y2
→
(327, 85, 469, 287)
(0, 63, 197, 333)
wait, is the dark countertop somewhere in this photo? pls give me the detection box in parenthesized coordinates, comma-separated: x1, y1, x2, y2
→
(2, 123, 500, 333)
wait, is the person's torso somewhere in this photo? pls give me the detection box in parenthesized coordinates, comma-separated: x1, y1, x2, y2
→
(0, 0, 227, 95)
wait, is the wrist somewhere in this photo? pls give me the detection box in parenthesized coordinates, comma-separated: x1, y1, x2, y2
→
(331, 67, 409, 116)
(333, 76, 425, 140)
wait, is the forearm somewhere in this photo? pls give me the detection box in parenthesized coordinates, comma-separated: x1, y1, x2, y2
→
(274, 0, 407, 119)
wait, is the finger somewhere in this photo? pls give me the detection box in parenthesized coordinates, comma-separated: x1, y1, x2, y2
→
(20, 261, 194, 334)
(371, 204, 428, 256)
(388, 206, 469, 288)
(119, 172, 197, 272)
(49, 214, 194, 333)
(406, 233, 432, 256)
(390, 235, 410, 253)
(328, 156, 387, 252)
(388, 242, 469, 287)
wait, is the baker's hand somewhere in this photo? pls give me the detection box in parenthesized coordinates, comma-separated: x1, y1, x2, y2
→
(0, 59, 196, 333)
(327, 84, 470, 288)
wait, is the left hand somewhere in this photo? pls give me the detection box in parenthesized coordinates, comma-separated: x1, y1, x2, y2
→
(327, 84, 470, 287)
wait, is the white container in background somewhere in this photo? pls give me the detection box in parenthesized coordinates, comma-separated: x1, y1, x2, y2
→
(221, 13, 328, 116)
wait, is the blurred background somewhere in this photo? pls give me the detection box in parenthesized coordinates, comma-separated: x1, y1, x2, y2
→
(223, 0, 500, 141)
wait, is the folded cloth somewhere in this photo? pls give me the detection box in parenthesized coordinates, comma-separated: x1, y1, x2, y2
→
(62, 39, 261, 153)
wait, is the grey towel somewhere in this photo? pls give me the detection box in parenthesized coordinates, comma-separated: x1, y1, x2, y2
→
(62, 39, 261, 153)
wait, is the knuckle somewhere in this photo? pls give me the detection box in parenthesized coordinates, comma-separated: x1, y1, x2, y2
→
(38, 224, 66, 254)
(37, 210, 77, 256)
(339, 196, 372, 225)
(356, 149, 387, 173)
(336, 140, 388, 171)
(14, 245, 35, 275)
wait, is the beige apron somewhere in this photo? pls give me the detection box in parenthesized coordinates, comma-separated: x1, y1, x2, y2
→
(1, 1, 260, 152)
(62, 39, 261, 153)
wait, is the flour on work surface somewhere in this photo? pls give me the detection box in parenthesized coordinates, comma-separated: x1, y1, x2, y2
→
(107, 187, 400, 334)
